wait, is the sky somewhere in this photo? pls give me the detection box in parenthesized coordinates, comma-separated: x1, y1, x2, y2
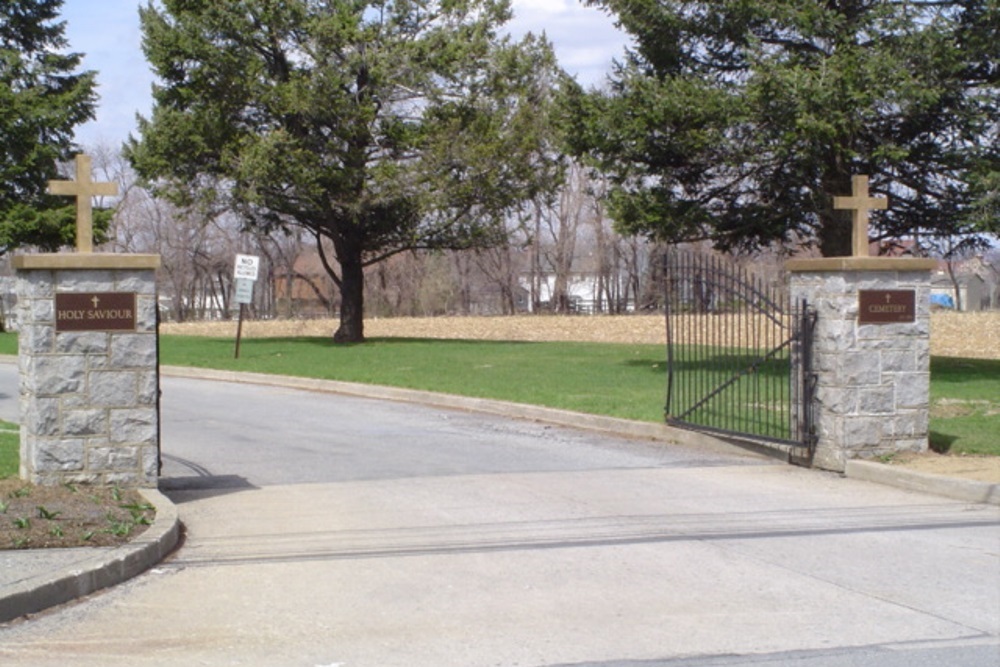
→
(58, 0, 632, 149)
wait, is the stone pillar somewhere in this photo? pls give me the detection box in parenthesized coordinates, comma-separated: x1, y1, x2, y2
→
(14, 254, 161, 487)
(787, 258, 937, 472)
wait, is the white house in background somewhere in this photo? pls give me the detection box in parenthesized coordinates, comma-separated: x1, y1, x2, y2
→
(520, 272, 601, 313)
(930, 272, 991, 311)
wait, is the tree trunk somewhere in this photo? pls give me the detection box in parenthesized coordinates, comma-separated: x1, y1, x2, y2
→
(817, 210, 854, 258)
(334, 251, 365, 343)
(819, 169, 854, 257)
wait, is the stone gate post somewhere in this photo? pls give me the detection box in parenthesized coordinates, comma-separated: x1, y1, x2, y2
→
(14, 254, 161, 487)
(787, 257, 937, 471)
(13, 154, 161, 488)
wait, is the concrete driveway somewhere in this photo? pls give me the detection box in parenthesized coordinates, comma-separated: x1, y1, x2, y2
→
(0, 372, 997, 666)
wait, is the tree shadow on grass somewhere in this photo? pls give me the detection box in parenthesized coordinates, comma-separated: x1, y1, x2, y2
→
(930, 357, 1000, 383)
(929, 430, 959, 454)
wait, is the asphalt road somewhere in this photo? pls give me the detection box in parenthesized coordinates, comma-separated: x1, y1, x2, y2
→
(0, 369, 998, 666)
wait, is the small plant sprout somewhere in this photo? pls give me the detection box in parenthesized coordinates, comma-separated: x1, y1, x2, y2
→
(37, 506, 61, 520)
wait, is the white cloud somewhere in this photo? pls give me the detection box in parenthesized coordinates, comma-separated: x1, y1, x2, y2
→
(507, 0, 630, 86)
(59, 0, 629, 146)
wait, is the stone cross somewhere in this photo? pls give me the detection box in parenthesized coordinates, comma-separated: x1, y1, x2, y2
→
(47, 154, 118, 253)
(833, 174, 888, 258)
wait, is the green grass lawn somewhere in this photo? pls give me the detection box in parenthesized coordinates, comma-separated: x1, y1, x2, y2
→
(0, 420, 18, 478)
(162, 335, 671, 423)
(928, 357, 1000, 456)
(0, 331, 996, 457)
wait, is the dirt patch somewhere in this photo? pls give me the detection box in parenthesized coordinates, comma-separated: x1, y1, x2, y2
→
(883, 453, 1000, 484)
(161, 312, 1000, 359)
(0, 479, 154, 550)
(928, 311, 1000, 360)
(162, 314, 672, 344)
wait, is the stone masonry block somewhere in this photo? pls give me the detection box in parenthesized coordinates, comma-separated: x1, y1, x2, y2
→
(31, 438, 85, 472)
(141, 445, 160, 478)
(17, 272, 55, 297)
(136, 296, 158, 331)
(33, 356, 86, 395)
(103, 472, 145, 487)
(816, 385, 857, 415)
(88, 370, 139, 408)
(56, 270, 114, 291)
(812, 446, 846, 473)
(110, 408, 157, 444)
(39, 472, 104, 486)
(896, 372, 930, 408)
(63, 409, 107, 437)
(56, 331, 109, 355)
(890, 412, 930, 439)
(839, 353, 881, 385)
(890, 437, 928, 453)
(858, 386, 895, 415)
(88, 446, 140, 472)
(20, 324, 55, 355)
(23, 397, 60, 437)
(138, 371, 159, 405)
(31, 298, 54, 323)
(110, 334, 157, 368)
(115, 271, 156, 294)
(858, 322, 930, 341)
(843, 417, 884, 451)
(880, 350, 918, 373)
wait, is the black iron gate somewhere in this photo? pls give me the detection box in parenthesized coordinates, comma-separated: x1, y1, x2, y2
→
(664, 251, 817, 455)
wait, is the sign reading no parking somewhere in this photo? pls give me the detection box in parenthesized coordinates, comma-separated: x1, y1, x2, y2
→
(234, 254, 260, 281)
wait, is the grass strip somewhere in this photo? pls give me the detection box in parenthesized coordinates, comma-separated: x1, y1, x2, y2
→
(0, 420, 18, 478)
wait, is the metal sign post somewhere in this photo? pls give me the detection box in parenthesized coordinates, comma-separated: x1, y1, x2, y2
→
(233, 256, 260, 359)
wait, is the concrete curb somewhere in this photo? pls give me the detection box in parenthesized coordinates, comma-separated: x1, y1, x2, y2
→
(846, 460, 1000, 506)
(0, 488, 181, 624)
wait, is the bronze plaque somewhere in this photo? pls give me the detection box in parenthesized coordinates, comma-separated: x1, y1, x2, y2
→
(55, 292, 137, 332)
(859, 290, 915, 324)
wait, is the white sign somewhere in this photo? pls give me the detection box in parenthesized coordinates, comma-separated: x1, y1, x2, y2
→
(234, 254, 260, 281)
(234, 278, 255, 305)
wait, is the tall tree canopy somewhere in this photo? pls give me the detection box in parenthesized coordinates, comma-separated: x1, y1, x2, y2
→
(0, 0, 100, 253)
(128, 0, 565, 342)
(574, 0, 999, 257)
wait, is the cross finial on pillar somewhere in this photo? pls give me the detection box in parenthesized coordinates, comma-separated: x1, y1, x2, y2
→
(47, 154, 118, 253)
(833, 175, 888, 258)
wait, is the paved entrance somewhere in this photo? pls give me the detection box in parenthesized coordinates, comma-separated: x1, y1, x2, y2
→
(0, 372, 997, 666)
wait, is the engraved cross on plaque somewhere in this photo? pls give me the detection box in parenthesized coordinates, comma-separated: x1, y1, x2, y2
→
(47, 154, 118, 253)
(833, 175, 888, 258)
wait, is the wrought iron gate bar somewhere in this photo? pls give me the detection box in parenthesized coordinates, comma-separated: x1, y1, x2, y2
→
(663, 250, 816, 449)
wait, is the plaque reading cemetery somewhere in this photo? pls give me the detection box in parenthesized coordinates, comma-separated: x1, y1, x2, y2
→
(55, 292, 137, 332)
(859, 290, 915, 324)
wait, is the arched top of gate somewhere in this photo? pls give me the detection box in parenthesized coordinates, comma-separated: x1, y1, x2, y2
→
(664, 250, 789, 325)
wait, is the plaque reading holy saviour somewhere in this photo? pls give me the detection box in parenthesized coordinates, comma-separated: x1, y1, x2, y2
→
(55, 292, 137, 332)
(859, 290, 916, 324)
